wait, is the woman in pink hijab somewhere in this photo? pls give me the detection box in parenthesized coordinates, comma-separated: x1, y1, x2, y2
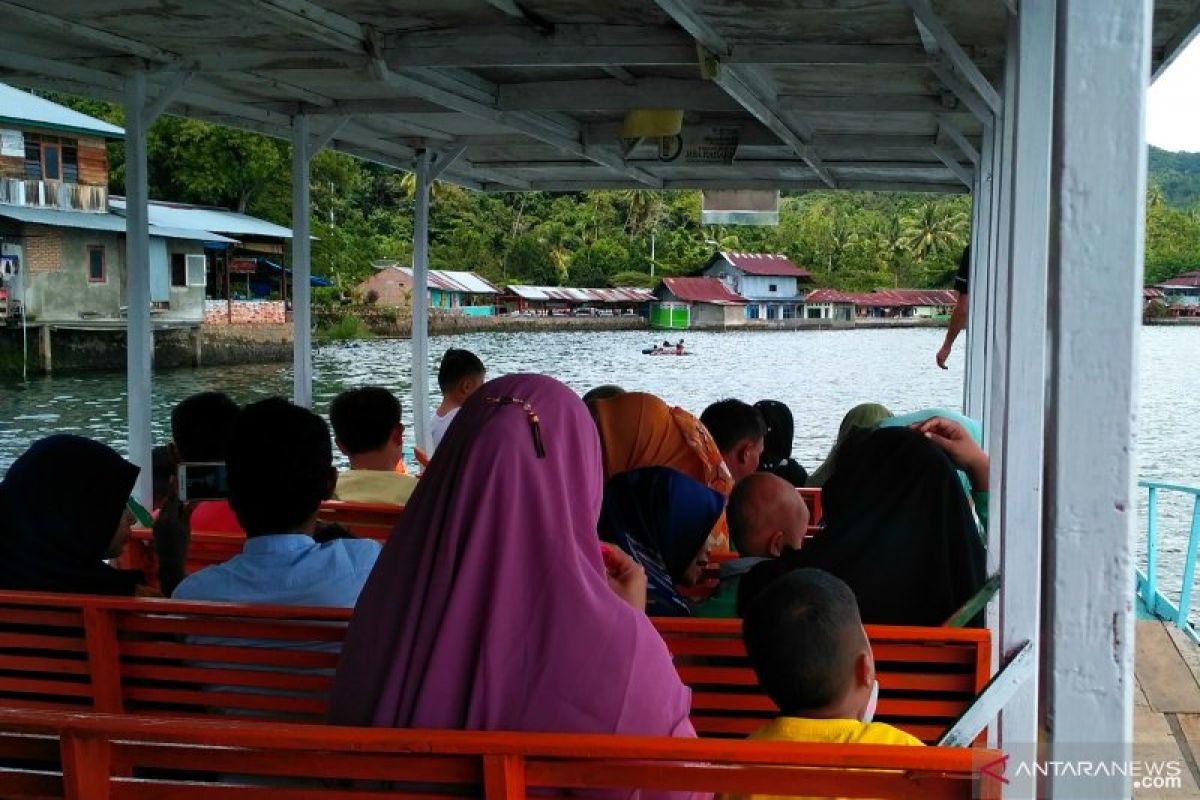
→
(330, 374, 696, 744)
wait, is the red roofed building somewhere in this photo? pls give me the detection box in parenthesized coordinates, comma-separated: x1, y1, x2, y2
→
(802, 288, 958, 320)
(802, 289, 857, 321)
(702, 251, 812, 321)
(1154, 269, 1200, 315)
(652, 276, 747, 328)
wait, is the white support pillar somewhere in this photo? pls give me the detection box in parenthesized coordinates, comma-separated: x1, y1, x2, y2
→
(291, 114, 313, 408)
(411, 150, 433, 453)
(963, 155, 989, 419)
(1043, 0, 1150, 795)
(123, 71, 152, 507)
(989, 3, 1056, 794)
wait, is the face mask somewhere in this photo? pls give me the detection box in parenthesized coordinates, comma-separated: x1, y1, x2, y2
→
(861, 679, 880, 723)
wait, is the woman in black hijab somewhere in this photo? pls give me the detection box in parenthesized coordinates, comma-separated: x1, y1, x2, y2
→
(739, 426, 986, 626)
(0, 435, 149, 596)
(753, 400, 808, 487)
(598, 467, 725, 617)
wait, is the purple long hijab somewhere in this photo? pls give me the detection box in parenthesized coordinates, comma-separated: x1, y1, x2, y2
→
(330, 374, 696, 743)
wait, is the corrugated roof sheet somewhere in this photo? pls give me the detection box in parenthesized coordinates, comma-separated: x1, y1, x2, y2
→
(1144, 287, 1165, 299)
(804, 289, 858, 304)
(0, 204, 235, 242)
(398, 268, 499, 294)
(110, 198, 293, 239)
(506, 285, 654, 302)
(660, 277, 747, 305)
(858, 289, 959, 307)
(1157, 270, 1200, 288)
(0, 82, 124, 139)
(719, 251, 811, 278)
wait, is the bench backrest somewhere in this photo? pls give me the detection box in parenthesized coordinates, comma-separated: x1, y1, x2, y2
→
(0, 591, 989, 745)
(0, 707, 1002, 800)
(118, 500, 405, 585)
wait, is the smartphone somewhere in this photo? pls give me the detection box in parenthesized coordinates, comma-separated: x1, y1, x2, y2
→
(178, 462, 229, 503)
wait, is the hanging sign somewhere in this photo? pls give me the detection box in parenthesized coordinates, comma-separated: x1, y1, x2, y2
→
(230, 258, 258, 274)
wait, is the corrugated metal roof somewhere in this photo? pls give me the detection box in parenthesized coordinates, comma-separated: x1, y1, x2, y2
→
(0, 204, 235, 242)
(1157, 270, 1200, 288)
(718, 251, 811, 278)
(0, 82, 124, 139)
(804, 289, 857, 304)
(1144, 287, 1165, 299)
(506, 285, 654, 302)
(397, 268, 499, 294)
(109, 198, 293, 239)
(858, 289, 959, 307)
(659, 277, 747, 305)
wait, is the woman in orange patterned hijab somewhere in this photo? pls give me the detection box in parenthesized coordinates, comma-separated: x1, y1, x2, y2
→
(591, 392, 734, 498)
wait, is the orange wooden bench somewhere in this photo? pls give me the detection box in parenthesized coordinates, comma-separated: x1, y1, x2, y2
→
(0, 707, 1002, 800)
(799, 486, 824, 529)
(117, 500, 404, 585)
(0, 591, 989, 745)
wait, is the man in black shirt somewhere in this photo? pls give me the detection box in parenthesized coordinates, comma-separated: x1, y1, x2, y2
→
(937, 247, 971, 369)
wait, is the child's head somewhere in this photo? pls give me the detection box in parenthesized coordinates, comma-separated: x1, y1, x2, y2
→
(329, 386, 404, 470)
(742, 568, 876, 721)
(437, 349, 486, 406)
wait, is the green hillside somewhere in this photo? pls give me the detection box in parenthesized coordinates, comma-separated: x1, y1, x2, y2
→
(1149, 146, 1200, 209)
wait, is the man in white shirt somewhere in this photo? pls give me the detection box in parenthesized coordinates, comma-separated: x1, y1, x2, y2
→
(430, 348, 485, 453)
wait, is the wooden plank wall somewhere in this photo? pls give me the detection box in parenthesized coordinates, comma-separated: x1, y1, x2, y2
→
(77, 137, 108, 187)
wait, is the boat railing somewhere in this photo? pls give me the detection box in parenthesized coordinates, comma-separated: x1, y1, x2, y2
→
(1137, 479, 1200, 642)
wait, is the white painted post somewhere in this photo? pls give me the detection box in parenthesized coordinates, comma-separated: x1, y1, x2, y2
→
(1043, 1, 1150, 795)
(964, 125, 995, 420)
(411, 151, 432, 453)
(989, 3, 1056, 793)
(123, 71, 153, 507)
(963, 163, 986, 417)
(291, 114, 313, 408)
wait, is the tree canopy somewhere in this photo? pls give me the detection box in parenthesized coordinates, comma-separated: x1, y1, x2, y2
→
(47, 93, 1200, 294)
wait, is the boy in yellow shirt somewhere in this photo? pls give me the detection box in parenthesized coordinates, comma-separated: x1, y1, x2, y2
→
(731, 568, 922, 800)
(329, 387, 418, 506)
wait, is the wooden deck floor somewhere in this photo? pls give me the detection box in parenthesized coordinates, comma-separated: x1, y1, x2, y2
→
(1135, 620, 1200, 798)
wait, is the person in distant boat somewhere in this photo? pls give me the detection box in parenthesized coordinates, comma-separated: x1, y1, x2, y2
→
(728, 568, 922, 788)
(700, 399, 767, 482)
(329, 376, 702, 775)
(0, 434, 155, 596)
(936, 246, 971, 369)
(807, 402, 893, 488)
(694, 473, 809, 619)
(754, 400, 809, 486)
(675, 340, 684, 355)
(172, 398, 380, 607)
(739, 426, 986, 626)
(153, 392, 243, 595)
(430, 348, 486, 454)
(329, 387, 418, 506)
(598, 467, 725, 616)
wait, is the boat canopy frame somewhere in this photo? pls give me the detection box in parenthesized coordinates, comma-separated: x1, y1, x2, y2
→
(2, 2, 1198, 797)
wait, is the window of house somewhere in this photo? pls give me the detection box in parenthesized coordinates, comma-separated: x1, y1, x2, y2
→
(61, 141, 78, 183)
(171, 253, 187, 287)
(23, 140, 41, 180)
(21, 135, 78, 182)
(41, 143, 61, 181)
(768, 283, 778, 292)
(87, 246, 106, 283)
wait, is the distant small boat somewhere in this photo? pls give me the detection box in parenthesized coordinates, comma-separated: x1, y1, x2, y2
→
(641, 348, 691, 356)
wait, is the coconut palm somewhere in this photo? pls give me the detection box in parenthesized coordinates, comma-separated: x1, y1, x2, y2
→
(898, 203, 969, 260)
(399, 171, 460, 202)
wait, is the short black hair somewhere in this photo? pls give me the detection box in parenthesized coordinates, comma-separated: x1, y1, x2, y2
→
(582, 384, 625, 405)
(329, 387, 401, 454)
(742, 568, 863, 715)
(437, 348, 485, 392)
(227, 398, 333, 537)
(700, 399, 767, 453)
(171, 392, 241, 462)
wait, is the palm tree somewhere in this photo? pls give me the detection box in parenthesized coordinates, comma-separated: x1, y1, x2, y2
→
(1146, 183, 1167, 209)
(399, 171, 460, 202)
(623, 190, 669, 237)
(898, 203, 969, 261)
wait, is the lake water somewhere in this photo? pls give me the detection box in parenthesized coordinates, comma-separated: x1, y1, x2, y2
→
(1, 326, 1197, 599)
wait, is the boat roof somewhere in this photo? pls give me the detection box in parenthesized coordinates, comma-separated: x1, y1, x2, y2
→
(0, 81, 124, 139)
(0, 2, 1195, 193)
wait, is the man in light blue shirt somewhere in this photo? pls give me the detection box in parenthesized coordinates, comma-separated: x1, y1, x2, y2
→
(173, 397, 381, 610)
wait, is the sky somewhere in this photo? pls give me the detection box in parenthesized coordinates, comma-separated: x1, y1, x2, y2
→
(1148, 34, 1200, 152)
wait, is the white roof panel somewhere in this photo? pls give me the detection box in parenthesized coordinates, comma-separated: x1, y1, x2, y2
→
(109, 198, 293, 239)
(0, 82, 124, 139)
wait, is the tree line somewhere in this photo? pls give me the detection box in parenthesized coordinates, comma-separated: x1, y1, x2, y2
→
(54, 94, 1200, 296)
